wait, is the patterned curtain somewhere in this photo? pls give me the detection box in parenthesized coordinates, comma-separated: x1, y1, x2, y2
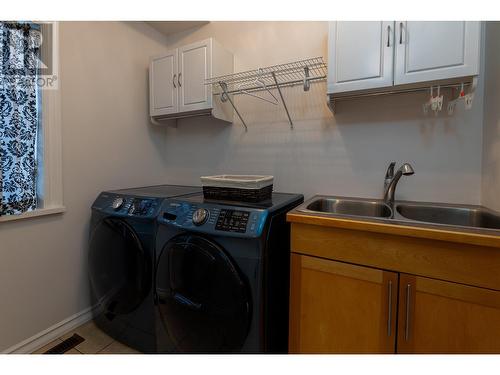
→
(0, 22, 40, 216)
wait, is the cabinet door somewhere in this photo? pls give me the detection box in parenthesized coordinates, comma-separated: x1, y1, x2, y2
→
(289, 254, 398, 353)
(178, 39, 212, 113)
(327, 21, 394, 94)
(149, 50, 178, 117)
(397, 274, 500, 353)
(394, 21, 481, 85)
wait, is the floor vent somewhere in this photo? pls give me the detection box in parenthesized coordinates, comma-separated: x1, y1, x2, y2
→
(44, 334, 85, 354)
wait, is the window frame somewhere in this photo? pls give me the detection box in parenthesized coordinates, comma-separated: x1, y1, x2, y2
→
(0, 22, 64, 223)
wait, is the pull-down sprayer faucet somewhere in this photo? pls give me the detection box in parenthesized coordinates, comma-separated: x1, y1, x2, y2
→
(383, 162, 415, 208)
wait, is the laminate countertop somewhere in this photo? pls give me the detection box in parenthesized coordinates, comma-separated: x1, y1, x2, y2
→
(287, 210, 500, 249)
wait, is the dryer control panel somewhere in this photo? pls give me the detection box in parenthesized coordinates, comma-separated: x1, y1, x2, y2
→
(92, 193, 161, 218)
(158, 199, 268, 238)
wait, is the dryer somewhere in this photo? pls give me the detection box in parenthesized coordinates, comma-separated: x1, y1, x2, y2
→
(155, 192, 303, 353)
(88, 184, 200, 353)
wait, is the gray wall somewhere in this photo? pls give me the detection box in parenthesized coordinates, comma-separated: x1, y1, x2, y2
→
(162, 22, 485, 203)
(482, 22, 500, 211)
(0, 22, 168, 351)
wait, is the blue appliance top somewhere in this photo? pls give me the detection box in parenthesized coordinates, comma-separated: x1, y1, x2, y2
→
(179, 192, 304, 214)
(92, 184, 201, 219)
(108, 184, 201, 198)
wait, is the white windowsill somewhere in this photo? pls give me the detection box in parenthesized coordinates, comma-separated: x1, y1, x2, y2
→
(0, 206, 66, 223)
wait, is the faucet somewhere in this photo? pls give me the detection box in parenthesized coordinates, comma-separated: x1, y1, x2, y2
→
(383, 162, 415, 208)
(384, 162, 396, 192)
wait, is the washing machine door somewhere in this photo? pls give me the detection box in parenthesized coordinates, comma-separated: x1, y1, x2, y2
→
(156, 233, 251, 352)
(89, 217, 151, 318)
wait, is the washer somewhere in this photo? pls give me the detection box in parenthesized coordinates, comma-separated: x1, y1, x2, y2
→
(155, 192, 304, 353)
(88, 184, 201, 353)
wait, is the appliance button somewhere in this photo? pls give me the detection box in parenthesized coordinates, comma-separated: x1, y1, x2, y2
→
(192, 208, 209, 226)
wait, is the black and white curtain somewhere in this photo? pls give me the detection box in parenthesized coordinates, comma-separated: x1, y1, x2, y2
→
(0, 22, 40, 215)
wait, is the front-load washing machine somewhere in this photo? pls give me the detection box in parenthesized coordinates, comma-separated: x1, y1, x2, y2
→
(88, 184, 200, 353)
(155, 192, 304, 353)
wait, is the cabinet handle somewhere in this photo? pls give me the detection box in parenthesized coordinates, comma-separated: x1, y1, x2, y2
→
(387, 25, 391, 47)
(399, 22, 404, 44)
(172, 74, 177, 88)
(387, 280, 392, 337)
(404, 283, 411, 341)
(178, 73, 182, 87)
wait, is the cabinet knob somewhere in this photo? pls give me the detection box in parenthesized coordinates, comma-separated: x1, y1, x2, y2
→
(173, 74, 177, 88)
(178, 73, 182, 87)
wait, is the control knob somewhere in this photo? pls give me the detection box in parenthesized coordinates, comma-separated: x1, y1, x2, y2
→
(192, 208, 209, 226)
(111, 197, 124, 210)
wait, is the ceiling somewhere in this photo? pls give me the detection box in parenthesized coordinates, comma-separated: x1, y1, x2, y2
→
(146, 21, 209, 36)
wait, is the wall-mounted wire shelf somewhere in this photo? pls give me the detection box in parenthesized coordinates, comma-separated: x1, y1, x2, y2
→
(205, 57, 327, 131)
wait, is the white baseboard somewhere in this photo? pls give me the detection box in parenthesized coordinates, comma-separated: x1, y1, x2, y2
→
(3, 306, 95, 354)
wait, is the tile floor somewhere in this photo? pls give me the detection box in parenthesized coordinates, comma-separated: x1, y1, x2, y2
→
(32, 321, 140, 354)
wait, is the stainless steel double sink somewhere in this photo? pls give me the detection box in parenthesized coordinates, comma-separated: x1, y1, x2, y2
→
(297, 196, 500, 232)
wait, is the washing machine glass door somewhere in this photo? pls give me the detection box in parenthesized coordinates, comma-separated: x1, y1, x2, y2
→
(89, 217, 151, 318)
(156, 233, 251, 352)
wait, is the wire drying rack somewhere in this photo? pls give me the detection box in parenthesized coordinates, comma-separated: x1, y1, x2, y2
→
(205, 57, 327, 131)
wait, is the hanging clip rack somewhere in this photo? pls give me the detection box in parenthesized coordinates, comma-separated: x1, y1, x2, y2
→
(423, 85, 444, 115)
(447, 77, 478, 115)
(329, 77, 477, 114)
(206, 57, 327, 131)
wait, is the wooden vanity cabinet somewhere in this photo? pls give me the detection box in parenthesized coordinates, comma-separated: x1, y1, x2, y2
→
(288, 221, 500, 354)
(289, 254, 398, 353)
(397, 274, 500, 354)
(290, 254, 500, 354)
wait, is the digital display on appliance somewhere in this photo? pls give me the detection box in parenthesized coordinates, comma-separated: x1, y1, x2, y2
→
(216, 209, 250, 233)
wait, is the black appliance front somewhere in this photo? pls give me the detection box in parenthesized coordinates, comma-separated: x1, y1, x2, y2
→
(155, 192, 304, 353)
(156, 233, 252, 353)
(88, 215, 156, 352)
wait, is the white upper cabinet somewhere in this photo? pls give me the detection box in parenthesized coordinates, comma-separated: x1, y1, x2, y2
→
(327, 21, 481, 95)
(149, 38, 233, 123)
(178, 39, 212, 113)
(150, 50, 178, 117)
(394, 21, 481, 85)
(328, 21, 394, 93)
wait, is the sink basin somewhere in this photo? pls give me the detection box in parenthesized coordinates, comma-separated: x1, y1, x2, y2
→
(305, 198, 392, 218)
(295, 195, 500, 234)
(396, 204, 500, 230)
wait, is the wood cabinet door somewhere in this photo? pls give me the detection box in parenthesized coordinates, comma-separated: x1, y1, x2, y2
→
(394, 21, 481, 85)
(178, 38, 212, 113)
(289, 254, 398, 353)
(327, 21, 394, 94)
(397, 274, 500, 353)
(149, 50, 178, 117)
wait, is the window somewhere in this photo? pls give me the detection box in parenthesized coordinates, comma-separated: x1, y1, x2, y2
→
(0, 22, 63, 221)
